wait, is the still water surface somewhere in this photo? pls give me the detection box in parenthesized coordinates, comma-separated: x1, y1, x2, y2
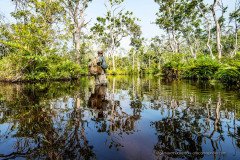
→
(0, 76, 240, 160)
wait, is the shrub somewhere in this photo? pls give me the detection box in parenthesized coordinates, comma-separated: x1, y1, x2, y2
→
(161, 60, 184, 79)
(182, 56, 220, 80)
(0, 53, 82, 81)
(221, 56, 240, 69)
(144, 67, 160, 75)
(215, 67, 240, 84)
(233, 52, 240, 60)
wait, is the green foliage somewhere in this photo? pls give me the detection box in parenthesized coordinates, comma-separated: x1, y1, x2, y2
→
(90, 0, 141, 56)
(233, 52, 240, 60)
(215, 67, 240, 84)
(91, 7, 139, 48)
(183, 56, 220, 80)
(221, 58, 240, 69)
(163, 60, 183, 70)
(48, 55, 81, 79)
(1, 9, 60, 56)
(161, 62, 180, 78)
(162, 53, 188, 65)
(107, 68, 138, 75)
(0, 0, 239, 89)
(160, 53, 186, 77)
(0, 53, 81, 81)
(144, 65, 160, 75)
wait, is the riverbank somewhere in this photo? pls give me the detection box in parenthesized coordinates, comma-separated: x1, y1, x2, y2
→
(1, 53, 240, 90)
(0, 54, 86, 82)
(160, 54, 240, 89)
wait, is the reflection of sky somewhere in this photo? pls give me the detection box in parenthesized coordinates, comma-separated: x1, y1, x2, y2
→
(0, 0, 236, 49)
(0, 76, 240, 159)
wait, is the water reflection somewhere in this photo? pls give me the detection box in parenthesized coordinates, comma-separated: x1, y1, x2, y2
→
(0, 76, 240, 159)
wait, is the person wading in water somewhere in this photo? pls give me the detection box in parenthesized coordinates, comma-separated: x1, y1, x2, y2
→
(89, 50, 108, 85)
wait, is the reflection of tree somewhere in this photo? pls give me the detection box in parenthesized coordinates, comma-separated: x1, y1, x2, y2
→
(0, 81, 96, 159)
(0, 76, 240, 159)
(151, 115, 204, 159)
(88, 78, 142, 150)
(60, 104, 95, 160)
(106, 76, 240, 158)
(226, 101, 240, 152)
(109, 77, 142, 134)
(150, 93, 231, 159)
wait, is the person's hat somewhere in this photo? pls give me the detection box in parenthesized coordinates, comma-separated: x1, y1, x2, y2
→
(98, 50, 103, 55)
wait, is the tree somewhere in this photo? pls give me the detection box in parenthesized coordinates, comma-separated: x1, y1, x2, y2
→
(211, 0, 227, 59)
(154, 0, 183, 53)
(1, 0, 63, 56)
(229, 0, 240, 57)
(60, 0, 93, 64)
(130, 23, 143, 72)
(178, 0, 203, 59)
(197, 1, 215, 59)
(91, 0, 140, 71)
(155, 0, 204, 58)
(150, 36, 163, 69)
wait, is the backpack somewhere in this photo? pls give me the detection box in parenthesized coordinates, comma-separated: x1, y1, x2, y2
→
(88, 57, 103, 75)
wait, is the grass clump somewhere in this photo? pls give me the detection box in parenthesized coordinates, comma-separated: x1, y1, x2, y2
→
(0, 53, 82, 82)
(215, 67, 240, 85)
(182, 56, 220, 80)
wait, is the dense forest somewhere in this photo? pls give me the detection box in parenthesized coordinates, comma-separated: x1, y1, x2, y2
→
(0, 0, 239, 87)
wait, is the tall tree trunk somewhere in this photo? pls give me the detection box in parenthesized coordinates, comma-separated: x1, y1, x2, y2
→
(190, 45, 196, 59)
(112, 54, 116, 72)
(132, 51, 135, 71)
(64, 0, 89, 65)
(158, 57, 161, 70)
(73, 29, 81, 64)
(137, 54, 140, 74)
(148, 57, 151, 68)
(212, 0, 222, 59)
(234, 27, 238, 56)
(111, 45, 116, 72)
(207, 24, 214, 59)
(172, 30, 179, 53)
(233, 8, 238, 57)
(198, 5, 215, 59)
(132, 76, 135, 97)
(167, 30, 174, 52)
(187, 35, 197, 59)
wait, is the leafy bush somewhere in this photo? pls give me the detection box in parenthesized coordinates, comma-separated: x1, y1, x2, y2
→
(215, 67, 240, 84)
(182, 56, 220, 80)
(221, 55, 240, 69)
(0, 53, 82, 81)
(144, 67, 160, 75)
(161, 60, 184, 78)
(107, 66, 141, 75)
(161, 52, 189, 65)
(233, 52, 240, 60)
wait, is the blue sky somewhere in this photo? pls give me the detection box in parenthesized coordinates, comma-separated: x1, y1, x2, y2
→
(0, 0, 236, 48)
(86, 0, 161, 39)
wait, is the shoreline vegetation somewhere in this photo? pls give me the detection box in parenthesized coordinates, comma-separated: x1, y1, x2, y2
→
(0, 0, 239, 90)
(0, 52, 240, 91)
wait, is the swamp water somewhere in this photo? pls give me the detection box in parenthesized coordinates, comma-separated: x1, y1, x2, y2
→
(0, 76, 240, 160)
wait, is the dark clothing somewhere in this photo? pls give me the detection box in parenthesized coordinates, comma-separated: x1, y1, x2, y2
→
(95, 55, 108, 85)
(98, 56, 108, 69)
